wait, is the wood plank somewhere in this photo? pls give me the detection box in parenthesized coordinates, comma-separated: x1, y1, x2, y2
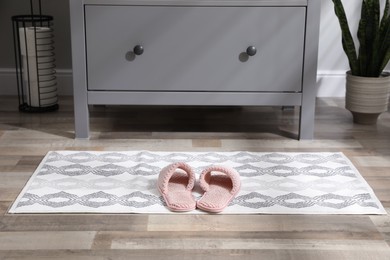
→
(0, 201, 10, 215)
(147, 215, 380, 232)
(0, 231, 96, 250)
(0, 215, 149, 232)
(1, 249, 390, 260)
(110, 238, 389, 250)
(192, 139, 222, 148)
(354, 156, 390, 167)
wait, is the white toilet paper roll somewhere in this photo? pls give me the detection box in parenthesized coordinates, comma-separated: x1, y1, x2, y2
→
(19, 27, 53, 56)
(21, 55, 39, 107)
(39, 96, 58, 106)
(19, 26, 57, 107)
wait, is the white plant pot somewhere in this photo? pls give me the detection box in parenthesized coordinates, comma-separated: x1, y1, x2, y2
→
(345, 71, 390, 124)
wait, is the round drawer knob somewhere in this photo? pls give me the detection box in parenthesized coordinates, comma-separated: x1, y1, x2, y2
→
(133, 45, 144, 55)
(246, 46, 257, 56)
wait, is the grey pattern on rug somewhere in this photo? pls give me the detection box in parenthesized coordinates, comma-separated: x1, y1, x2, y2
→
(9, 151, 385, 214)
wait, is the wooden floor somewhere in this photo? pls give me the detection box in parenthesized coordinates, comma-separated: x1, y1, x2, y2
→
(0, 96, 390, 259)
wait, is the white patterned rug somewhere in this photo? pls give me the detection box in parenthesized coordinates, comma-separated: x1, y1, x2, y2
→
(9, 151, 385, 214)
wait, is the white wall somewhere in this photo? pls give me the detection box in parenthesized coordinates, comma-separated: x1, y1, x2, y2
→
(0, 0, 389, 97)
(317, 0, 390, 97)
(317, 0, 358, 97)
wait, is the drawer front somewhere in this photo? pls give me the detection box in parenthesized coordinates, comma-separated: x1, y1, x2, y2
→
(85, 6, 306, 92)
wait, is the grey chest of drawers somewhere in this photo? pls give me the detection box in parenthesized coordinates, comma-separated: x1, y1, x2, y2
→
(69, 0, 321, 139)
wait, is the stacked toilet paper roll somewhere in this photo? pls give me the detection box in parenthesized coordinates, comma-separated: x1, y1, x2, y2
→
(19, 27, 57, 107)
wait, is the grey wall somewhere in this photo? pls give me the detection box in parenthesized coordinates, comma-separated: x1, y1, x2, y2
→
(0, 0, 389, 96)
(0, 0, 72, 69)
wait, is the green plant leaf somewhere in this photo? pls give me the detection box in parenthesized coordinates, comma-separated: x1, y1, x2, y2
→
(361, 0, 380, 76)
(358, 1, 368, 76)
(379, 0, 390, 44)
(332, 0, 359, 75)
(332, 0, 389, 77)
(379, 24, 390, 72)
(379, 0, 390, 74)
(370, 0, 381, 76)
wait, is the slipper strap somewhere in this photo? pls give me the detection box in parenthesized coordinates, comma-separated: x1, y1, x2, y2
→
(158, 162, 195, 195)
(199, 165, 241, 195)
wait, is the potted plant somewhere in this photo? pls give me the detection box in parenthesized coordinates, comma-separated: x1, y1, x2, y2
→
(332, 0, 390, 124)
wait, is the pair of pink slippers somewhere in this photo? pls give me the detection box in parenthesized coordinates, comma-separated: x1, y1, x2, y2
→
(157, 162, 241, 213)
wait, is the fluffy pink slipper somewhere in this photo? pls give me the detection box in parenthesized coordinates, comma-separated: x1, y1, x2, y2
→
(157, 162, 196, 212)
(197, 165, 241, 213)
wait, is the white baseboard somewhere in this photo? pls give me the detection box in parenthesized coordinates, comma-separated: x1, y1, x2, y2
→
(316, 70, 346, 97)
(0, 68, 73, 96)
(0, 68, 347, 97)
